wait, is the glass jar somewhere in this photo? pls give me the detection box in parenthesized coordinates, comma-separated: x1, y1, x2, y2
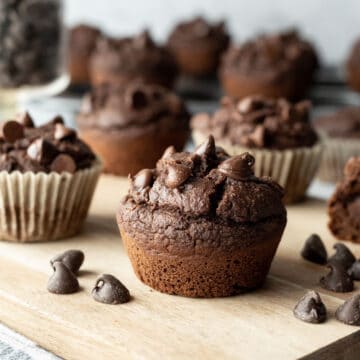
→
(0, 0, 69, 117)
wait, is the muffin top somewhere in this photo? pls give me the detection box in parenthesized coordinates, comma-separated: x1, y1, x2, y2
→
(191, 95, 318, 150)
(220, 30, 317, 81)
(347, 38, 360, 70)
(167, 16, 229, 49)
(90, 31, 177, 82)
(0, 113, 96, 173)
(69, 24, 102, 57)
(77, 82, 190, 132)
(121, 136, 285, 224)
(315, 107, 360, 139)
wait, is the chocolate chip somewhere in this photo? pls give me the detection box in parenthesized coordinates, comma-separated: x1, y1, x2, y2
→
(218, 153, 255, 180)
(165, 162, 192, 188)
(301, 234, 327, 265)
(293, 291, 327, 324)
(50, 250, 84, 274)
(52, 115, 65, 125)
(27, 138, 58, 164)
(328, 243, 356, 270)
(133, 169, 153, 190)
(47, 262, 80, 294)
(194, 135, 216, 157)
(133, 30, 153, 49)
(16, 111, 34, 127)
(161, 146, 176, 159)
(335, 294, 360, 326)
(248, 125, 265, 147)
(50, 154, 77, 174)
(348, 260, 360, 280)
(126, 88, 148, 110)
(92, 274, 130, 304)
(54, 123, 76, 141)
(237, 97, 258, 114)
(320, 263, 354, 292)
(1, 121, 24, 143)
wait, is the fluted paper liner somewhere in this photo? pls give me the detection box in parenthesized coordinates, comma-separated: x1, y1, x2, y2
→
(0, 161, 102, 242)
(317, 137, 360, 183)
(193, 130, 323, 203)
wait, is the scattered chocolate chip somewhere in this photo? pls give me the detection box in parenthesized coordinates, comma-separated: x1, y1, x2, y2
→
(348, 260, 360, 280)
(293, 291, 327, 324)
(328, 243, 356, 270)
(133, 169, 154, 190)
(194, 135, 216, 157)
(92, 274, 130, 304)
(218, 153, 255, 180)
(335, 294, 360, 326)
(54, 123, 76, 140)
(16, 111, 34, 127)
(27, 138, 58, 165)
(320, 263, 354, 292)
(165, 163, 192, 188)
(161, 146, 176, 159)
(47, 262, 80, 294)
(52, 115, 65, 125)
(50, 250, 84, 274)
(50, 154, 77, 174)
(126, 88, 148, 110)
(1, 121, 24, 143)
(301, 234, 327, 265)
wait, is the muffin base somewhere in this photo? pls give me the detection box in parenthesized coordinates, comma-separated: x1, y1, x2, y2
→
(69, 56, 90, 85)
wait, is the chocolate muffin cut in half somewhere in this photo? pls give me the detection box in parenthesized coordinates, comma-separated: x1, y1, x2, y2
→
(117, 136, 287, 297)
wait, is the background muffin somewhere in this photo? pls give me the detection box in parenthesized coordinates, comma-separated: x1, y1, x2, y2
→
(89, 31, 178, 88)
(69, 24, 102, 85)
(346, 38, 360, 92)
(192, 95, 322, 203)
(117, 137, 287, 298)
(0, 113, 101, 242)
(219, 30, 318, 100)
(315, 107, 360, 182)
(166, 16, 230, 77)
(77, 82, 190, 176)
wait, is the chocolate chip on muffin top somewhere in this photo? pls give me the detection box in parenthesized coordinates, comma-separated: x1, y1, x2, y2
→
(191, 96, 318, 149)
(0, 113, 96, 173)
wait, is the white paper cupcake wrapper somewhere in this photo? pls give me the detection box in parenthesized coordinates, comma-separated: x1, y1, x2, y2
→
(317, 137, 360, 183)
(0, 161, 102, 242)
(193, 130, 323, 203)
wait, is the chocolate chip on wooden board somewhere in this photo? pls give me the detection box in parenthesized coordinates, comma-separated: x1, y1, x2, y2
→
(92, 274, 130, 304)
(47, 262, 80, 294)
(336, 294, 360, 326)
(328, 243, 356, 270)
(301, 234, 327, 265)
(293, 291, 327, 324)
(50, 250, 84, 274)
(320, 263, 354, 293)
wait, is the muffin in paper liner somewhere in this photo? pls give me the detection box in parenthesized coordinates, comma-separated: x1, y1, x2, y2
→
(193, 130, 323, 203)
(0, 161, 102, 242)
(317, 137, 360, 183)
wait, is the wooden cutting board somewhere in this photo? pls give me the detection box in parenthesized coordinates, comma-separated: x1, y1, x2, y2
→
(0, 175, 359, 360)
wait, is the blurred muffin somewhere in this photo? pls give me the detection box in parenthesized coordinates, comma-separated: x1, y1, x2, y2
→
(69, 24, 102, 85)
(315, 107, 360, 182)
(77, 82, 190, 176)
(0, 113, 101, 242)
(192, 95, 322, 203)
(89, 31, 178, 88)
(117, 137, 287, 297)
(219, 30, 318, 100)
(346, 38, 360, 92)
(166, 16, 230, 77)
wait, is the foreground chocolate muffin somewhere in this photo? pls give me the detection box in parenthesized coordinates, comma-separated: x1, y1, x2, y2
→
(166, 17, 230, 77)
(69, 24, 102, 85)
(89, 31, 178, 88)
(328, 157, 360, 243)
(0, 113, 101, 242)
(315, 107, 360, 182)
(192, 95, 322, 203)
(117, 137, 287, 297)
(77, 82, 190, 175)
(346, 38, 360, 92)
(219, 30, 318, 99)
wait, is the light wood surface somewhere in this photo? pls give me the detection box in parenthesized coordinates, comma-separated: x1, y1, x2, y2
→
(0, 175, 359, 360)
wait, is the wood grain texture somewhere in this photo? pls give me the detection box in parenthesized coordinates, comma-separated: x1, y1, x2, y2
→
(0, 175, 358, 360)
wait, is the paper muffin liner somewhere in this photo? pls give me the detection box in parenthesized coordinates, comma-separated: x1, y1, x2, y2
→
(193, 130, 323, 203)
(0, 161, 102, 242)
(317, 137, 360, 183)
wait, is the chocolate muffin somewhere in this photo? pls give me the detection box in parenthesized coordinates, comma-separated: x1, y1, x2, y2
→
(89, 31, 178, 88)
(69, 24, 102, 85)
(192, 95, 322, 203)
(346, 38, 360, 92)
(117, 136, 287, 298)
(77, 82, 190, 176)
(219, 30, 318, 99)
(315, 107, 360, 182)
(0, 113, 101, 242)
(328, 157, 360, 243)
(166, 17, 230, 77)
